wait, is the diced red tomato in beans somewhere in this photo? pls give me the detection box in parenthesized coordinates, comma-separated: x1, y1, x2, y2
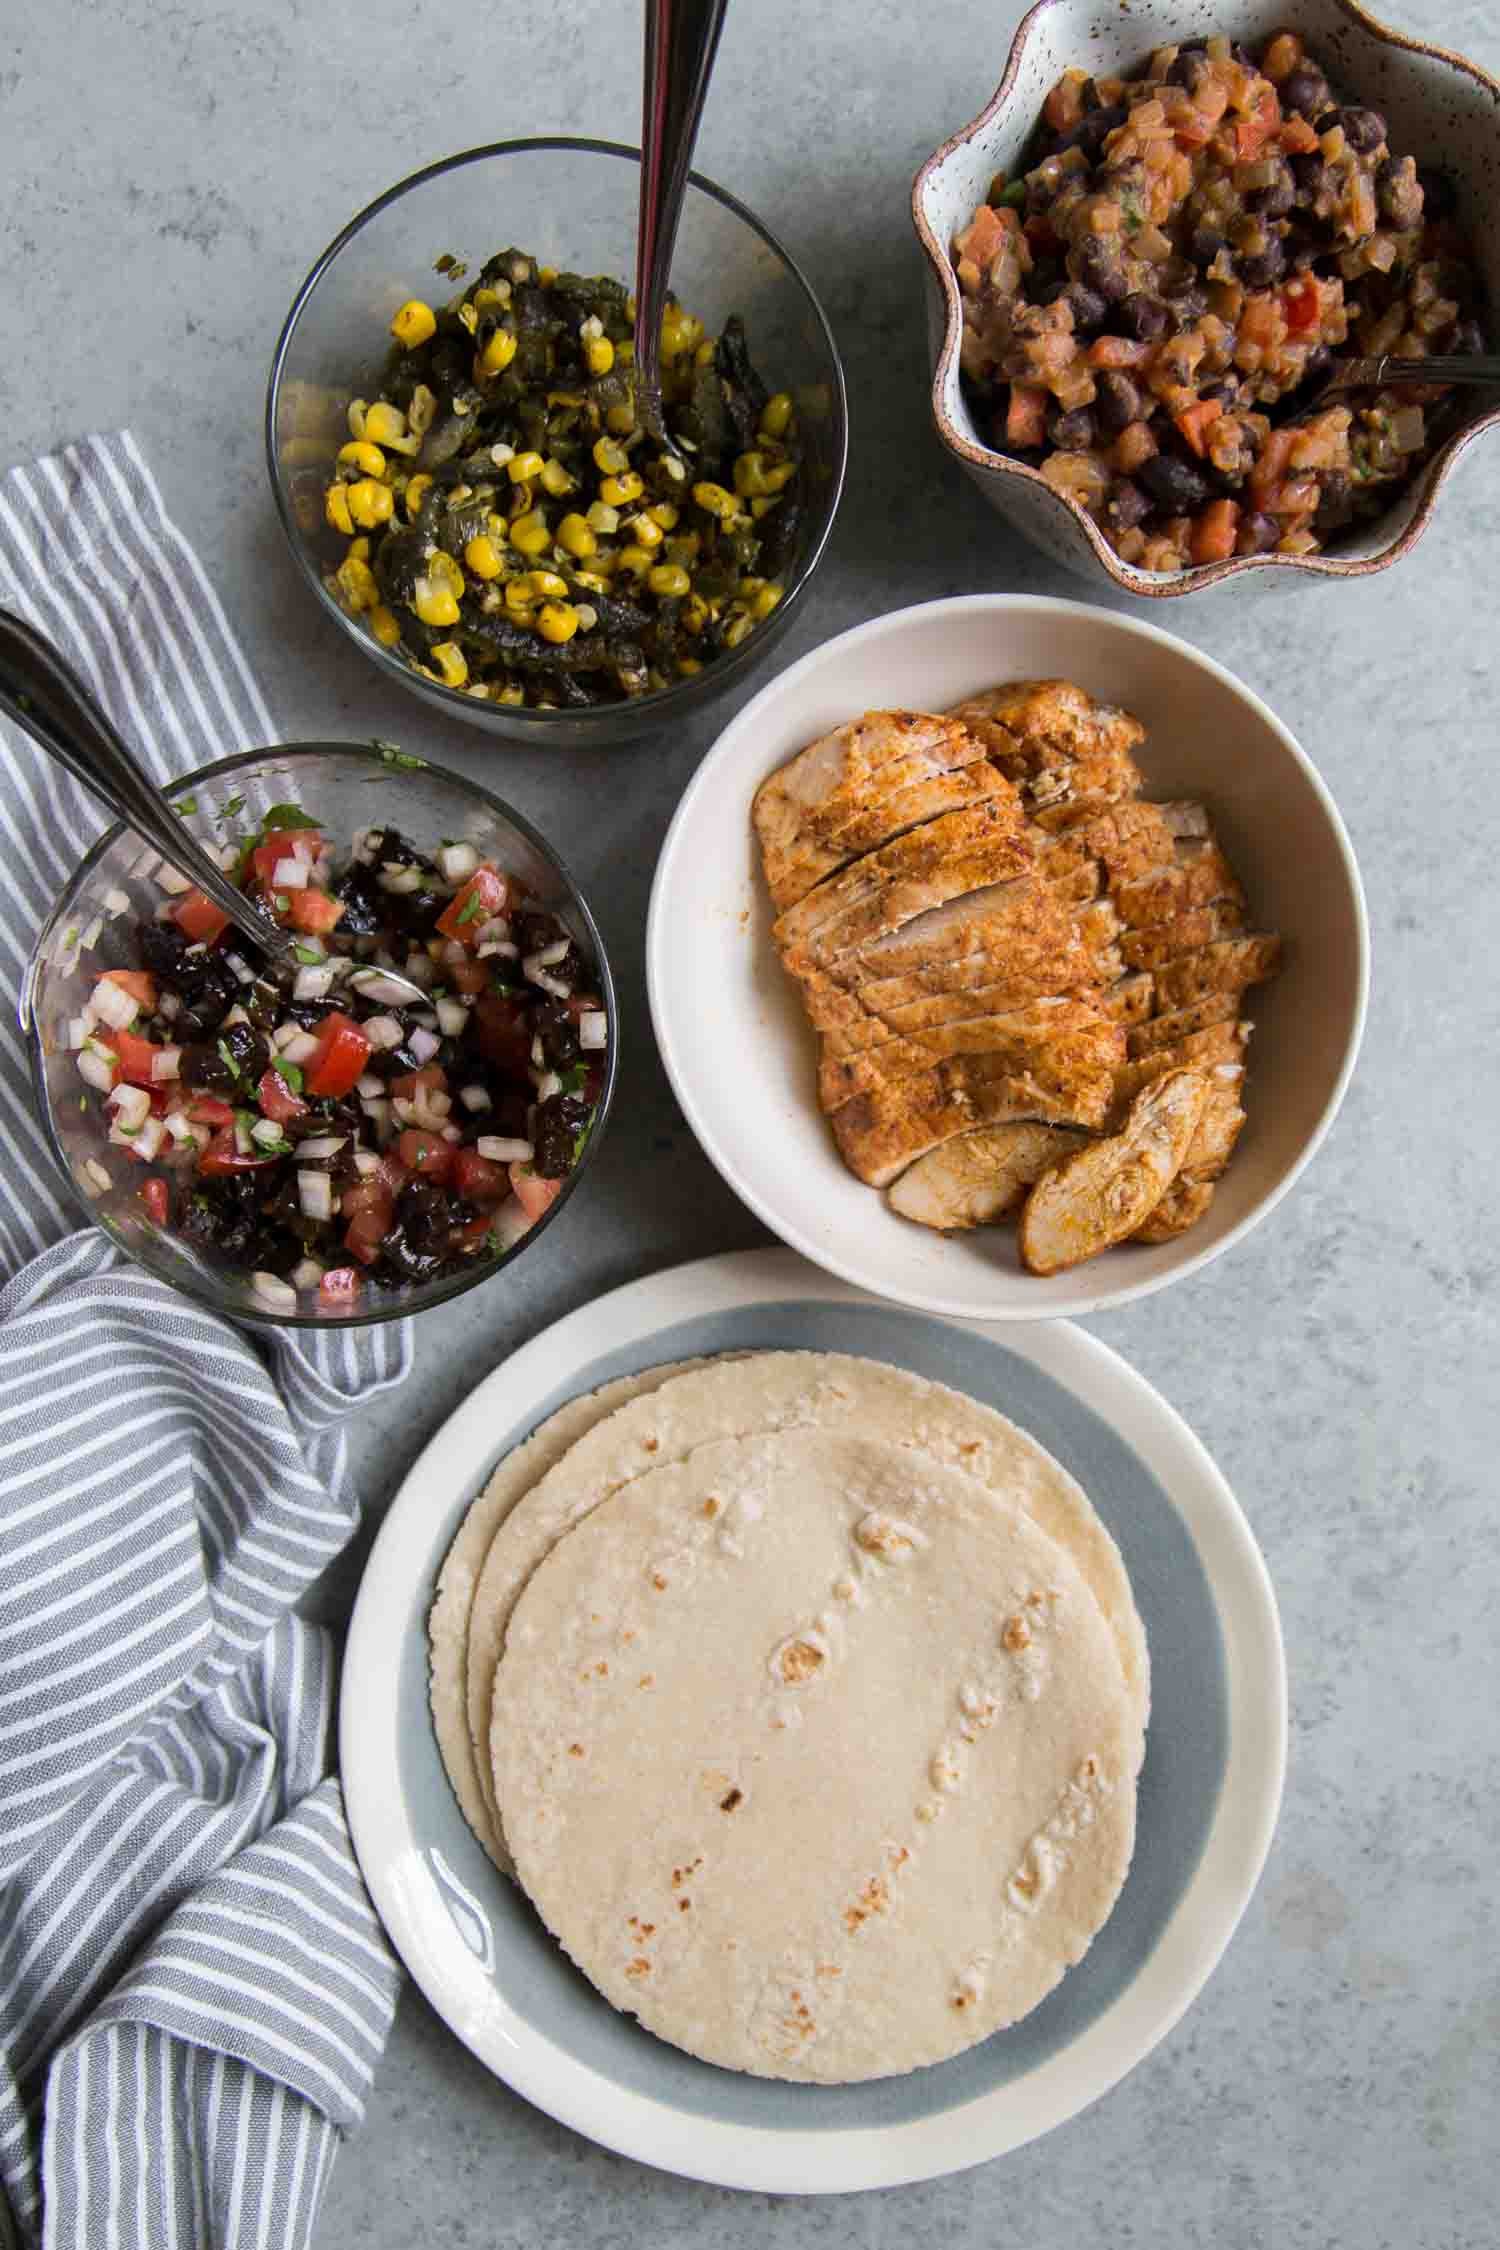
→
(450, 1211, 500, 1253)
(199, 1126, 277, 1176)
(435, 864, 509, 945)
(97, 968, 157, 1012)
(186, 1095, 235, 1127)
(318, 1267, 362, 1305)
(390, 1064, 447, 1105)
(102, 1028, 164, 1088)
(451, 1150, 509, 1205)
(170, 889, 231, 945)
(138, 1178, 170, 1226)
(1174, 398, 1223, 458)
(1005, 385, 1048, 449)
(510, 1166, 561, 1223)
(284, 888, 346, 935)
(250, 831, 323, 891)
(343, 1206, 391, 1265)
(257, 1068, 307, 1125)
(1190, 499, 1241, 565)
(304, 1012, 371, 1098)
(1282, 277, 1321, 333)
(398, 1129, 455, 1181)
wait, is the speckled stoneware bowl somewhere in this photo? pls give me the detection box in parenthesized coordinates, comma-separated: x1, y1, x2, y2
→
(912, 0, 1500, 597)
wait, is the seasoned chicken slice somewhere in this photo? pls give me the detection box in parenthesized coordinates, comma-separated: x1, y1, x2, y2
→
(948, 680, 1145, 810)
(1133, 1177, 1217, 1243)
(1111, 1020, 1248, 1107)
(773, 799, 1033, 969)
(1126, 990, 1243, 1057)
(831, 1048, 1118, 1187)
(1118, 900, 1247, 972)
(887, 1123, 1088, 1231)
(1112, 842, 1245, 932)
(818, 1000, 1124, 1111)
(752, 711, 1007, 911)
(1101, 972, 1155, 1026)
(1130, 1064, 1248, 1242)
(1019, 1069, 1209, 1275)
(841, 874, 1073, 979)
(1029, 799, 1180, 888)
(1152, 932, 1282, 1012)
(813, 957, 1100, 1056)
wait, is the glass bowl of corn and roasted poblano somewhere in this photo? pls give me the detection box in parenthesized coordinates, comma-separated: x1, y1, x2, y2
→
(268, 142, 846, 743)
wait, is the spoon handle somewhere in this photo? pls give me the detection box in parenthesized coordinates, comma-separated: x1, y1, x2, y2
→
(0, 608, 292, 966)
(634, 0, 731, 432)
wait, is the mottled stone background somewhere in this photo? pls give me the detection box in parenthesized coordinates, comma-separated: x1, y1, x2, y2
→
(3, 2, 1497, 2241)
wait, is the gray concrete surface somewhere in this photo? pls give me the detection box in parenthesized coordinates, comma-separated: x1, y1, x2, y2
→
(3, 2, 1498, 2242)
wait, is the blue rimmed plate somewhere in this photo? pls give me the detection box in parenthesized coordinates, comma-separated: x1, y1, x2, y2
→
(341, 1247, 1284, 2192)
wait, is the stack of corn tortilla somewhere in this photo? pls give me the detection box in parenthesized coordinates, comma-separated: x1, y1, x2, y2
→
(427, 1352, 1148, 2084)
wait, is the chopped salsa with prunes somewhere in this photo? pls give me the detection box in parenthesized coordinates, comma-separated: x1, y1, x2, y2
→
(70, 806, 607, 1313)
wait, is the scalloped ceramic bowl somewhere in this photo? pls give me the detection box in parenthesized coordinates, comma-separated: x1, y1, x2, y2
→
(913, 0, 1500, 597)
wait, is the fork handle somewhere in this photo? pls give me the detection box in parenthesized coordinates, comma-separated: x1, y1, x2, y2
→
(1344, 351, 1500, 388)
(634, 0, 731, 425)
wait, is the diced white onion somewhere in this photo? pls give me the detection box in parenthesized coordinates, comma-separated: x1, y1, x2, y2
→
(477, 1136, 533, 1163)
(523, 954, 571, 997)
(166, 1111, 196, 1144)
(292, 1257, 326, 1291)
(534, 1071, 563, 1102)
(158, 990, 181, 1022)
(92, 978, 139, 1030)
(441, 938, 470, 968)
(475, 916, 511, 946)
(295, 935, 328, 962)
(489, 1194, 533, 1251)
(234, 1116, 254, 1155)
(81, 916, 104, 951)
(536, 938, 570, 967)
(298, 1171, 334, 1222)
(477, 940, 519, 960)
(408, 1027, 441, 1065)
(293, 965, 336, 1001)
(441, 1122, 463, 1143)
(103, 887, 130, 917)
(361, 1014, 405, 1053)
(250, 1272, 298, 1314)
(458, 1084, 491, 1112)
(272, 856, 309, 890)
(435, 997, 470, 1037)
(134, 1117, 165, 1162)
(348, 969, 416, 1006)
(295, 1134, 347, 1160)
(530, 1034, 545, 1069)
(281, 1030, 321, 1066)
(151, 1046, 182, 1082)
(355, 1072, 384, 1099)
(83, 1158, 113, 1195)
(66, 1016, 89, 1050)
(578, 1009, 607, 1051)
(361, 1097, 393, 1135)
(220, 1004, 249, 1030)
(153, 860, 192, 896)
(378, 864, 426, 895)
(440, 842, 480, 884)
(216, 843, 241, 871)
(271, 1022, 301, 1052)
(391, 1097, 416, 1126)
(250, 1117, 285, 1148)
(353, 1150, 381, 1176)
(109, 1083, 151, 1131)
(224, 952, 256, 986)
(401, 952, 436, 988)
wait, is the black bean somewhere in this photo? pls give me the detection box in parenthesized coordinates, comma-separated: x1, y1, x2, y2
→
(1417, 166, 1457, 220)
(1140, 453, 1212, 512)
(137, 917, 188, 979)
(1251, 164, 1296, 221)
(179, 1041, 233, 1093)
(1119, 293, 1169, 342)
(1280, 66, 1330, 119)
(1450, 318, 1485, 357)
(1063, 281, 1110, 333)
(1302, 343, 1334, 384)
(1166, 47, 1208, 92)
(1235, 510, 1281, 556)
(1188, 224, 1227, 270)
(333, 867, 386, 936)
(516, 910, 562, 958)
(1376, 155, 1424, 231)
(1107, 477, 1152, 531)
(532, 999, 582, 1068)
(1314, 472, 1356, 533)
(1339, 106, 1387, 154)
(1169, 285, 1209, 331)
(1289, 153, 1326, 203)
(1074, 237, 1129, 305)
(1059, 103, 1127, 156)
(1238, 240, 1286, 289)
(1282, 222, 1323, 272)
(1095, 370, 1144, 433)
(533, 1092, 592, 1179)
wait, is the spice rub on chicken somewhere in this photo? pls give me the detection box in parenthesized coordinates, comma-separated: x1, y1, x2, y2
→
(751, 679, 1281, 1271)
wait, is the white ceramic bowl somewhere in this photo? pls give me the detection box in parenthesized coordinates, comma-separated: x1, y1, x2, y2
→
(647, 595, 1368, 1322)
(912, 0, 1500, 597)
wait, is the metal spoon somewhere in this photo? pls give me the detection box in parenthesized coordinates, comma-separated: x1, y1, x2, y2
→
(632, 0, 731, 453)
(0, 608, 427, 1007)
(1293, 350, 1500, 418)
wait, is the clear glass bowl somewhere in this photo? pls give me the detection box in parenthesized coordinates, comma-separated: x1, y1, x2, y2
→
(266, 138, 848, 746)
(19, 744, 618, 1329)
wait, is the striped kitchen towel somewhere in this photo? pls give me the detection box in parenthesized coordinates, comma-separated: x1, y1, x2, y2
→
(0, 434, 409, 2250)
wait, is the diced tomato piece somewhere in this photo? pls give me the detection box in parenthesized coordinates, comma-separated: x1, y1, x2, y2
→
(472, 992, 531, 1075)
(452, 1149, 510, 1205)
(389, 1063, 448, 1104)
(101, 1028, 164, 1088)
(257, 1067, 307, 1125)
(250, 830, 323, 891)
(97, 967, 158, 1012)
(1282, 276, 1321, 334)
(1087, 336, 1152, 369)
(1005, 384, 1048, 449)
(1234, 85, 1280, 161)
(341, 1155, 409, 1227)
(1278, 115, 1320, 154)
(955, 202, 1009, 272)
(284, 888, 346, 935)
(510, 1165, 562, 1224)
(435, 864, 509, 945)
(199, 1126, 277, 1176)
(169, 889, 231, 945)
(398, 1128, 455, 1181)
(1173, 116, 1212, 149)
(450, 1211, 500, 1254)
(318, 1266, 362, 1305)
(1174, 398, 1223, 458)
(1190, 499, 1241, 565)
(138, 1178, 170, 1226)
(305, 1011, 371, 1098)
(1250, 427, 1297, 500)
(581, 1061, 605, 1109)
(187, 1095, 235, 1127)
(343, 1206, 391, 1265)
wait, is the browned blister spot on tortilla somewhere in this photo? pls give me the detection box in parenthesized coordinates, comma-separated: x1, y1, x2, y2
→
(626, 1957, 651, 1979)
(779, 1639, 825, 1683)
(1001, 1614, 1032, 1652)
(843, 1874, 891, 1933)
(567, 1742, 585, 1759)
(651, 1573, 669, 1591)
(701, 1495, 722, 1518)
(642, 1437, 659, 1454)
(638, 1673, 655, 1689)
(720, 1787, 744, 1812)
(678, 1898, 691, 1912)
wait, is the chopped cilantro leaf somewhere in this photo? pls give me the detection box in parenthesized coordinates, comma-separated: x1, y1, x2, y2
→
(455, 891, 485, 926)
(216, 1039, 243, 1081)
(221, 793, 245, 821)
(373, 740, 427, 769)
(261, 803, 316, 832)
(171, 794, 198, 816)
(292, 943, 323, 964)
(272, 1057, 304, 1092)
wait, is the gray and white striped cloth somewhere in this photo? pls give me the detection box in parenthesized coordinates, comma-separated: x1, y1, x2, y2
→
(0, 434, 409, 2250)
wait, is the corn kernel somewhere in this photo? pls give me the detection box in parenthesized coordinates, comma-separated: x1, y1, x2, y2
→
(404, 473, 433, 519)
(464, 534, 506, 581)
(391, 299, 437, 348)
(363, 402, 408, 446)
(497, 684, 526, 706)
(648, 563, 691, 598)
(338, 439, 386, 478)
(369, 604, 401, 648)
(605, 402, 636, 435)
(538, 264, 558, 286)
(324, 483, 353, 536)
(750, 582, 782, 621)
(346, 478, 395, 529)
(615, 543, 653, 576)
(412, 577, 461, 629)
(599, 471, 644, 507)
(646, 502, 679, 530)
(692, 480, 737, 521)
(507, 450, 545, 485)
(556, 512, 597, 559)
(539, 457, 573, 497)
(694, 338, 717, 367)
(536, 601, 580, 643)
(525, 570, 569, 600)
(682, 593, 710, 635)
(508, 508, 551, 557)
(428, 550, 465, 599)
(504, 579, 536, 615)
(750, 496, 778, 519)
(592, 437, 630, 475)
(677, 656, 703, 675)
(665, 531, 701, 566)
(585, 336, 615, 376)
(586, 499, 621, 535)
(572, 569, 609, 594)
(759, 391, 794, 440)
(627, 512, 664, 550)
(724, 612, 754, 648)
(430, 641, 468, 689)
(478, 327, 518, 375)
(336, 555, 379, 612)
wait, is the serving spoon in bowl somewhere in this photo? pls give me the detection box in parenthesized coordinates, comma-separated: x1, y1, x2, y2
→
(0, 608, 429, 1009)
(631, 0, 731, 454)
